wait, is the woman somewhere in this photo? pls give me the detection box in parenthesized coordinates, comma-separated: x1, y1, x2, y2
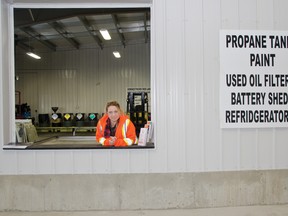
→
(96, 101, 137, 146)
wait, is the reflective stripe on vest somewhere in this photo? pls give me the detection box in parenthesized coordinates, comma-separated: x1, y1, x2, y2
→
(122, 119, 129, 138)
(99, 137, 106, 145)
(122, 119, 134, 146)
(124, 138, 133, 146)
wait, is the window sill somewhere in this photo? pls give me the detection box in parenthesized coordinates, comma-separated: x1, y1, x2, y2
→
(3, 136, 154, 150)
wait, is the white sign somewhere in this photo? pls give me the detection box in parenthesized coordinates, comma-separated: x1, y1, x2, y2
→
(126, 87, 151, 112)
(220, 30, 288, 128)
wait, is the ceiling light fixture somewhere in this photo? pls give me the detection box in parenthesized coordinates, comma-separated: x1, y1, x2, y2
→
(113, 51, 121, 58)
(100, 29, 111, 40)
(26, 52, 41, 59)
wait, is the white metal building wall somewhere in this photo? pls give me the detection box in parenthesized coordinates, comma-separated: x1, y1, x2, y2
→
(1, 0, 288, 175)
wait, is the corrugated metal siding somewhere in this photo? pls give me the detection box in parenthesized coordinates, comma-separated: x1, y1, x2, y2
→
(1, 0, 288, 174)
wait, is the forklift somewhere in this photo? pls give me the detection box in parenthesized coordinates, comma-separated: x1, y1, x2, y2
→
(126, 92, 150, 136)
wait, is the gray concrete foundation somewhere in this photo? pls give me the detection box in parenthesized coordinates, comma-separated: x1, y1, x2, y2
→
(1, 205, 288, 216)
(0, 170, 288, 212)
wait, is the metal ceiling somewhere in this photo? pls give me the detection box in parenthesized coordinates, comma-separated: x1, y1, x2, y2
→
(14, 8, 150, 54)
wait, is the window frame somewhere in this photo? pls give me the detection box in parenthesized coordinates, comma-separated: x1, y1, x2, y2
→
(5, 1, 155, 148)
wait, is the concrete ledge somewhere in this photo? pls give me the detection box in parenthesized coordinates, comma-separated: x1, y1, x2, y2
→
(1, 205, 288, 216)
(0, 170, 288, 211)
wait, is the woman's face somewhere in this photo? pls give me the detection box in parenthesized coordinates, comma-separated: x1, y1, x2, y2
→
(107, 105, 120, 123)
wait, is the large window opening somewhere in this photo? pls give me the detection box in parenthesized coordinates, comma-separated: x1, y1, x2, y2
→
(7, 4, 153, 149)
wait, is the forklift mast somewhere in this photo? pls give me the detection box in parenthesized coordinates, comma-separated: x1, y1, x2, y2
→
(126, 92, 149, 136)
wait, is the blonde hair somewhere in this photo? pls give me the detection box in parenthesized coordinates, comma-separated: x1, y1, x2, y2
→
(105, 101, 123, 114)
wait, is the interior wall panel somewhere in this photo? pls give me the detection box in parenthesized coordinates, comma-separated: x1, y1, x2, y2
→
(256, 0, 274, 29)
(254, 0, 275, 170)
(166, 0, 186, 172)
(17, 151, 36, 174)
(184, 0, 205, 172)
(239, 0, 257, 29)
(147, 0, 168, 173)
(91, 150, 111, 173)
(203, 0, 222, 171)
(35, 151, 55, 174)
(1, 1, 12, 145)
(129, 151, 149, 173)
(0, 151, 17, 175)
(270, 0, 288, 169)
(257, 129, 274, 170)
(73, 151, 93, 174)
(54, 151, 74, 174)
(15, 44, 150, 116)
(237, 0, 259, 171)
(240, 129, 258, 170)
(220, 0, 239, 171)
(275, 129, 288, 169)
(274, 0, 288, 30)
(110, 150, 130, 173)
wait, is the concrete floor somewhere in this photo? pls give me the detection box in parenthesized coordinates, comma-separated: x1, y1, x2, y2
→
(1, 205, 288, 216)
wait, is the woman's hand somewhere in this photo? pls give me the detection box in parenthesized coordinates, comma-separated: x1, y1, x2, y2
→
(109, 136, 117, 145)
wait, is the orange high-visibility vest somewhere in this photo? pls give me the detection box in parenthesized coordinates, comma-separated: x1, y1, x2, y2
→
(96, 114, 137, 146)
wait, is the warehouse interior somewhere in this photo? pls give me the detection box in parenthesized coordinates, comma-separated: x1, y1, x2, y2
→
(13, 7, 152, 148)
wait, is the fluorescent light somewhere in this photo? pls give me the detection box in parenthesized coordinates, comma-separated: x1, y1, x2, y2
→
(100, 29, 111, 40)
(26, 52, 41, 59)
(113, 51, 121, 58)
